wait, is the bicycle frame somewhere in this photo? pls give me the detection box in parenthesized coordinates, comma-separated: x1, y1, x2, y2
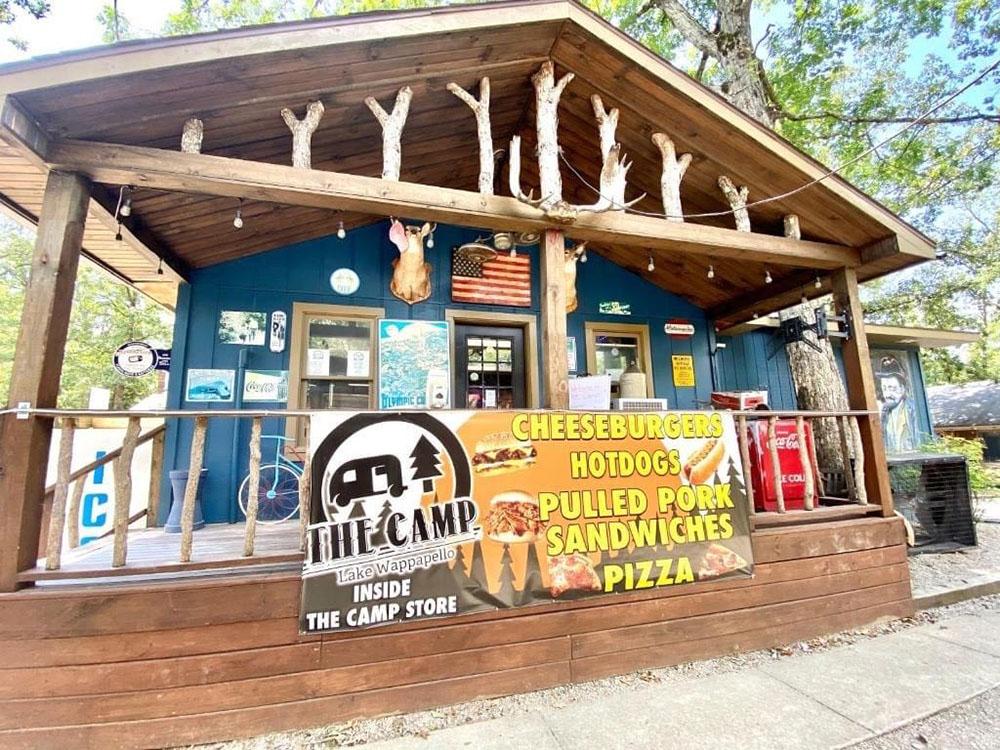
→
(260, 434, 303, 491)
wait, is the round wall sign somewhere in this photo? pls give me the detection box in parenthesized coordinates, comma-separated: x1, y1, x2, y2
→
(330, 268, 360, 295)
(113, 341, 157, 377)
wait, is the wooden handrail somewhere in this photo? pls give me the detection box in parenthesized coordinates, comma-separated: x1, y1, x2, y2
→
(43, 423, 167, 496)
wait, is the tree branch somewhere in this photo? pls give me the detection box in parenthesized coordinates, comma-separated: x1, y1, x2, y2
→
(651, 0, 718, 57)
(778, 109, 999, 126)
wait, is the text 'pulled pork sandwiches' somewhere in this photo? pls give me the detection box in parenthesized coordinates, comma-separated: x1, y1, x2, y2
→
(472, 431, 537, 475)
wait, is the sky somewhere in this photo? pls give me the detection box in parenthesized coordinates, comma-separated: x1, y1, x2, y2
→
(0, 1, 171, 65)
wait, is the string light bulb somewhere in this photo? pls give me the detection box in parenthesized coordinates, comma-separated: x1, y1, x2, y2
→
(751, 311, 759, 319)
(647, 254, 655, 272)
(427, 229, 435, 249)
(336, 220, 346, 240)
(233, 199, 243, 229)
(509, 247, 517, 258)
(764, 269, 773, 284)
(115, 223, 123, 242)
(814, 275, 822, 289)
(120, 186, 132, 217)
(707, 264, 715, 279)
(157, 258, 164, 276)
(580, 247, 588, 263)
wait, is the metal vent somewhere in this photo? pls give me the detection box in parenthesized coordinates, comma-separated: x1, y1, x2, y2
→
(614, 398, 668, 411)
(888, 453, 978, 553)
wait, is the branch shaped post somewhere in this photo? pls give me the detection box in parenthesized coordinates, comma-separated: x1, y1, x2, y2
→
(365, 86, 413, 181)
(576, 95, 644, 213)
(45, 418, 75, 570)
(112, 417, 141, 567)
(448, 77, 493, 195)
(652, 133, 692, 221)
(532, 61, 574, 211)
(281, 100, 325, 169)
(181, 117, 204, 154)
(243, 416, 262, 557)
(784, 214, 801, 239)
(591, 94, 619, 163)
(718, 175, 751, 232)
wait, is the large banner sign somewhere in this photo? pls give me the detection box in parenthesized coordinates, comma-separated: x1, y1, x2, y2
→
(300, 411, 753, 633)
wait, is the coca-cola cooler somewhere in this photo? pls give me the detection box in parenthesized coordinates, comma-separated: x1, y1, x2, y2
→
(745, 419, 820, 512)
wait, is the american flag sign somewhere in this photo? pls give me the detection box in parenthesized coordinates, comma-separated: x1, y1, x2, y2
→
(451, 247, 532, 307)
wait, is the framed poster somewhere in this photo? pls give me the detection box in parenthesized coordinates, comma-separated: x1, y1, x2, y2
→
(871, 349, 920, 454)
(378, 319, 450, 409)
(185, 369, 235, 402)
(243, 370, 289, 402)
(218, 311, 266, 346)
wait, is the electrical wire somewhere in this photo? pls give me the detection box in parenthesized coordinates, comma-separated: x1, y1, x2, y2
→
(557, 57, 1000, 221)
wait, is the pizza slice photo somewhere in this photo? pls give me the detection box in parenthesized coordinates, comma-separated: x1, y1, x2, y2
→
(697, 543, 749, 580)
(548, 553, 602, 598)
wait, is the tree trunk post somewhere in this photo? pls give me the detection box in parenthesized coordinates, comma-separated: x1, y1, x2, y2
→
(280, 101, 325, 169)
(767, 416, 785, 513)
(67, 477, 86, 548)
(180, 416, 208, 563)
(0, 171, 90, 591)
(146, 428, 165, 527)
(365, 87, 413, 181)
(447, 78, 493, 195)
(44, 417, 76, 570)
(652, 133, 692, 221)
(243, 416, 263, 557)
(830, 268, 894, 516)
(541, 229, 569, 409)
(795, 416, 814, 510)
(112, 416, 141, 567)
(718, 175, 750, 232)
(532, 61, 573, 211)
(298, 419, 311, 552)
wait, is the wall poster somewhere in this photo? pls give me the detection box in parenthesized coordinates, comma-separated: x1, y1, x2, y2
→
(185, 369, 235, 402)
(243, 370, 289, 402)
(300, 410, 753, 633)
(218, 310, 266, 346)
(871, 349, 920, 454)
(378, 319, 450, 409)
(672, 354, 695, 387)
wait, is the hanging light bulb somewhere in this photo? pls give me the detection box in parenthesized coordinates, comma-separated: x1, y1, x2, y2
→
(814, 275, 822, 289)
(156, 258, 164, 276)
(115, 222, 123, 242)
(509, 247, 517, 258)
(764, 268, 773, 284)
(801, 293, 808, 305)
(751, 311, 759, 319)
(647, 254, 655, 272)
(336, 220, 346, 240)
(580, 247, 588, 263)
(426, 229, 434, 249)
(233, 199, 243, 229)
(707, 264, 715, 279)
(120, 186, 132, 217)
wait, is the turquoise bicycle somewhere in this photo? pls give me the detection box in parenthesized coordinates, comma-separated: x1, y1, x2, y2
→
(238, 434, 303, 523)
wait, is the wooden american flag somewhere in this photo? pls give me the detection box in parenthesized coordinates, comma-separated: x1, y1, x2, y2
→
(451, 247, 531, 307)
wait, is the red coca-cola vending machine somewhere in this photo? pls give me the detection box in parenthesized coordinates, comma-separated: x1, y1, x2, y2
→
(745, 420, 820, 512)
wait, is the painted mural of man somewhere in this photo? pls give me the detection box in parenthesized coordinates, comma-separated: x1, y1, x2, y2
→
(877, 356, 918, 454)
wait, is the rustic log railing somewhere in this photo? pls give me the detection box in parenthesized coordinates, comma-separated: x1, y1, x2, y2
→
(16, 407, 878, 582)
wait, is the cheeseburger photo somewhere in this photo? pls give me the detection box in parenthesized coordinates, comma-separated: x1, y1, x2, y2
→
(472, 431, 537, 475)
(484, 491, 546, 543)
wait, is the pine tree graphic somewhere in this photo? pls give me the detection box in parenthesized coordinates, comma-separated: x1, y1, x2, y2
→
(516, 540, 544, 605)
(452, 543, 472, 584)
(497, 543, 515, 603)
(469, 539, 488, 593)
(410, 435, 442, 493)
(370, 496, 394, 549)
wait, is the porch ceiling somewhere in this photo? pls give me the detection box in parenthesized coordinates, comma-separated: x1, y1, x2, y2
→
(0, 0, 934, 319)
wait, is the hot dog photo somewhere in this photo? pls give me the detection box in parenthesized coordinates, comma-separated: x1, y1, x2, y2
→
(682, 438, 727, 484)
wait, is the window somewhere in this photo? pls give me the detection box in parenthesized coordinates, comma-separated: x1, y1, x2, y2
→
(584, 322, 654, 400)
(288, 303, 384, 444)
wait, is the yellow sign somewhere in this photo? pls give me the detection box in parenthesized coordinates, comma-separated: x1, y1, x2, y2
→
(672, 354, 695, 387)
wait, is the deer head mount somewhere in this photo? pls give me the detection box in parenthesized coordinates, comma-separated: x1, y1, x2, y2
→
(388, 219, 435, 305)
(564, 242, 587, 314)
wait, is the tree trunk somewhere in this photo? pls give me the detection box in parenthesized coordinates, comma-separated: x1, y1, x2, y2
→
(715, 0, 774, 126)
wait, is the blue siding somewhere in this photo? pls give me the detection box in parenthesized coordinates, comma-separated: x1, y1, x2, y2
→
(163, 221, 713, 523)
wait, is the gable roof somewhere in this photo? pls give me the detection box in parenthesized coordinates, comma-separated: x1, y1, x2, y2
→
(928, 381, 1000, 429)
(0, 0, 935, 314)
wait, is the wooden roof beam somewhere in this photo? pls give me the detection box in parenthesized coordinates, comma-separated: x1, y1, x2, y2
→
(46, 138, 862, 270)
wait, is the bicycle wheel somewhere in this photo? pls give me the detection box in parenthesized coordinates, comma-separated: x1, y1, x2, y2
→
(239, 464, 301, 523)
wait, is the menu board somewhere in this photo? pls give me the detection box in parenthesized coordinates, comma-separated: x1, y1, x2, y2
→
(300, 410, 753, 633)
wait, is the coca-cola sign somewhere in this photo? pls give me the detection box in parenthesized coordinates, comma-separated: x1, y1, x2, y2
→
(242, 370, 289, 403)
(745, 420, 819, 512)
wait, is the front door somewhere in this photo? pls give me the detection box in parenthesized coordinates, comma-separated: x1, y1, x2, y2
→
(454, 324, 527, 409)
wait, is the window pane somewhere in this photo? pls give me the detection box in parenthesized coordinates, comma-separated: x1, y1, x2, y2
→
(303, 380, 371, 410)
(307, 318, 372, 377)
(593, 334, 642, 382)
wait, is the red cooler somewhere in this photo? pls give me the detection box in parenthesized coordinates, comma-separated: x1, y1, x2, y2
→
(746, 420, 819, 512)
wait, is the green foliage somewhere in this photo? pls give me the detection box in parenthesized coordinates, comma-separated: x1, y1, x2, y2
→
(0, 219, 172, 409)
(1, 0, 48, 50)
(921, 434, 999, 498)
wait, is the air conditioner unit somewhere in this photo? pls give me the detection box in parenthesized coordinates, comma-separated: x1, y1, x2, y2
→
(614, 398, 668, 411)
(888, 453, 977, 553)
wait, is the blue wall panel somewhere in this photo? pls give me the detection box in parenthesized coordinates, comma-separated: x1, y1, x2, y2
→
(163, 221, 714, 523)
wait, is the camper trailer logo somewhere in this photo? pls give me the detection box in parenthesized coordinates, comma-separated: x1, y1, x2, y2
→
(304, 413, 478, 584)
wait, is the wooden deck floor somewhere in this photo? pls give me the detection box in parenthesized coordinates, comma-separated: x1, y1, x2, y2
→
(22, 522, 303, 583)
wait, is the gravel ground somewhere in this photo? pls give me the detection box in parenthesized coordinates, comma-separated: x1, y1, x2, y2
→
(848, 685, 1000, 750)
(908, 523, 1000, 595)
(199, 594, 1000, 750)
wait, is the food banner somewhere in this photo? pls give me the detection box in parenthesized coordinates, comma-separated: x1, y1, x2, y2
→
(300, 410, 753, 633)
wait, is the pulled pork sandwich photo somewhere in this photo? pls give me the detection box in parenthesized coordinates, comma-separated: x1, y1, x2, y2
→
(484, 490, 546, 543)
